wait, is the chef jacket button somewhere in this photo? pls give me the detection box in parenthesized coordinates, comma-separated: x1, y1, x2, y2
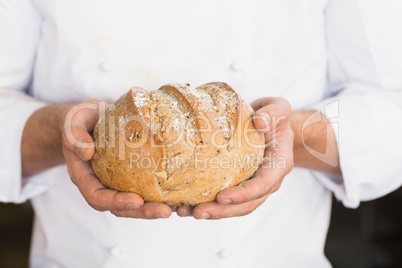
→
(109, 246, 121, 257)
(100, 61, 113, 72)
(217, 248, 230, 259)
(229, 61, 242, 72)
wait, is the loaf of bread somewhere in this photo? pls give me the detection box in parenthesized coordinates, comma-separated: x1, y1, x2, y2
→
(91, 82, 265, 205)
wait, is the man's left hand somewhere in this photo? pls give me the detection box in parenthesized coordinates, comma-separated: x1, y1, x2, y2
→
(176, 97, 294, 219)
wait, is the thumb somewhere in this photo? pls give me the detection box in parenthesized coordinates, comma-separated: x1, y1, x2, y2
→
(77, 134, 95, 161)
(253, 111, 271, 133)
(251, 97, 291, 133)
(62, 101, 100, 161)
(64, 125, 95, 161)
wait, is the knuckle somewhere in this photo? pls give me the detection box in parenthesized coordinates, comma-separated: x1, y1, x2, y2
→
(88, 202, 104, 212)
(281, 99, 291, 112)
(270, 183, 282, 195)
(270, 186, 279, 194)
(86, 191, 97, 202)
(85, 98, 100, 104)
(272, 186, 280, 194)
(270, 105, 282, 116)
(71, 125, 86, 139)
(87, 194, 103, 210)
(238, 183, 252, 202)
(261, 194, 269, 203)
(142, 208, 155, 219)
(264, 97, 276, 105)
(274, 97, 291, 112)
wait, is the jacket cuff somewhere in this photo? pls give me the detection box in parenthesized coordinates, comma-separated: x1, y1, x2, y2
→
(306, 89, 402, 208)
(0, 92, 52, 203)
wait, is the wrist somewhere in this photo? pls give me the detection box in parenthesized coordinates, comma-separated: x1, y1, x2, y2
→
(59, 104, 75, 137)
(289, 110, 341, 173)
(289, 111, 306, 165)
(21, 103, 75, 176)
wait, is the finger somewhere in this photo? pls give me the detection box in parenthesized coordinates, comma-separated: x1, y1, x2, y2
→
(73, 174, 145, 212)
(253, 125, 294, 181)
(216, 125, 293, 205)
(176, 205, 195, 217)
(260, 124, 294, 165)
(89, 187, 145, 212)
(250, 97, 291, 115)
(252, 112, 272, 133)
(66, 99, 104, 131)
(253, 105, 287, 134)
(251, 98, 291, 134)
(110, 202, 173, 219)
(63, 125, 95, 161)
(193, 195, 269, 220)
(216, 173, 280, 205)
(63, 100, 106, 160)
(66, 151, 144, 211)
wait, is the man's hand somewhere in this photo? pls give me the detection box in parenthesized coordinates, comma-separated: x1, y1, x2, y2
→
(23, 96, 337, 220)
(61, 99, 173, 219)
(176, 97, 294, 219)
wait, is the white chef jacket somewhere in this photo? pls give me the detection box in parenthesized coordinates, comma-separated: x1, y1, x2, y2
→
(1, 0, 402, 267)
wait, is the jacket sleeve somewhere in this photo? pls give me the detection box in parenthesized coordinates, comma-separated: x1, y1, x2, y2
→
(311, 0, 402, 208)
(0, 0, 52, 203)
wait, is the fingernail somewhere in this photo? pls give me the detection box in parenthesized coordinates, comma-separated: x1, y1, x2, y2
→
(259, 112, 270, 129)
(220, 199, 232, 205)
(254, 113, 270, 132)
(199, 212, 210, 219)
(126, 203, 140, 209)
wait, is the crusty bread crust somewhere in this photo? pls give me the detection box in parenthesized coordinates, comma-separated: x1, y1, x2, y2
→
(91, 82, 265, 205)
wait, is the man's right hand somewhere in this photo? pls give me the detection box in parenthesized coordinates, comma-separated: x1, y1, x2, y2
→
(61, 99, 173, 219)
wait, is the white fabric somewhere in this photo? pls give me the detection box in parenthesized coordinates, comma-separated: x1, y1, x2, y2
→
(0, 0, 401, 267)
(311, 0, 402, 208)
